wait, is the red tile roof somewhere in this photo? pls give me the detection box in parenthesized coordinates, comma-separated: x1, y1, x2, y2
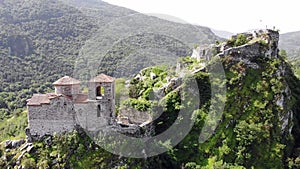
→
(27, 94, 53, 106)
(89, 73, 115, 83)
(53, 76, 80, 86)
(27, 93, 89, 106)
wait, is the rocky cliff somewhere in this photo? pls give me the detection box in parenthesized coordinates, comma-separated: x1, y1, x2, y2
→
(120, 29, 300, 168)
(1, 29, 299, 169)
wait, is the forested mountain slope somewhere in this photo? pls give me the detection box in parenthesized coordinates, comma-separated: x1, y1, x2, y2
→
(1, 29, 300, 168)
(279, 31, 300, 60)
(0, 0, 221, 115)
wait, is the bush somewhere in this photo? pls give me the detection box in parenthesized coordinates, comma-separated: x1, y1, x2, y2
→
(227, 34, 249, 47)
(21, 158, 36, 169)
(122, 98, 151, 111)
(234, 34, 248, 47)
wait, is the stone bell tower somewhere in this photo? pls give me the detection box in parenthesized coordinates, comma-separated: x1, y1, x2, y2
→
(88, 73, 116, 119)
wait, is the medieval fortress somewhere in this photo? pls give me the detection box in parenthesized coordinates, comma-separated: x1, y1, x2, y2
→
(26, 74, 116, 136)
(26, 29, 280, 137)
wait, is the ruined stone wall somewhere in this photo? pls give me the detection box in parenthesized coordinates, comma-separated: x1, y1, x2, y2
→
(218, 30, 278, 58)
(219, 42, 266, 59)
(191, 30, 280, 63)
(191, 44, 214, 61)
(28, 97, 76, 136)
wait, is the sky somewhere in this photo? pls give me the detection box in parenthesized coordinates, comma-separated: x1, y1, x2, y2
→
(103, 0, 300, 34)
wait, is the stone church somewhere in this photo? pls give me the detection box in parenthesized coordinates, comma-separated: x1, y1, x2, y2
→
(26, 74, 116, 136)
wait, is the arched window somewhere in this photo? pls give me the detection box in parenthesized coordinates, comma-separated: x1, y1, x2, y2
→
(97, 105, 101, 117)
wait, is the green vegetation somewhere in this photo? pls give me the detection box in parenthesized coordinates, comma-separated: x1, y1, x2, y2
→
(279, 31, 300, 60)
(115, 52, 300, 168)
(97, 33, 192, 77)
(174, 56, 296, 168)
(0, 0, 221, 119)
(0, 1, 299, 168)
(290, 58, 300, 78)
(2, 51, 299, 168)
(0, 130, 182, 169)
(0, 110, 27, 141)
(0, 0, 99, 116)
(226, 34, 250, 47)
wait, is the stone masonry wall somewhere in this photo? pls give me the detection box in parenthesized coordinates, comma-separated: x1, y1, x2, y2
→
(28, 97, 76, 136)
(74, 102, 111, 132)
(88, 82, 113, 100)
(55, 84, 80, 96)
(88, 82, 115, 118)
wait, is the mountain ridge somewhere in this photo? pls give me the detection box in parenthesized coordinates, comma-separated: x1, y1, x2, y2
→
(279, 31, 300, 60)
(0, 0, 221, 115)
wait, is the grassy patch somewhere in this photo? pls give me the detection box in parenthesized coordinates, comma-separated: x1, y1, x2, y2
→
(0, 110, 27, 141)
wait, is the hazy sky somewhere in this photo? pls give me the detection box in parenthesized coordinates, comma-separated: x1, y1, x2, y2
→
(103, 0, 299, 33)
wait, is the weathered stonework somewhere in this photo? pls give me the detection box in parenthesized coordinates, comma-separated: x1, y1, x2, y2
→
(192, 29, 280, 63)
(118, 108, 152, 126)
(27, 74, 116, 137)
(28, 96, 76, 136)
(189, 29, 294, 136)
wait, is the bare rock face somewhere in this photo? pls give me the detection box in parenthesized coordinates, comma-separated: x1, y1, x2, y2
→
(11, 139, 25, 149)
(5, 139, 25, 149)
(5, 140, 12, 148)
(192, 29, 296, 137)
(118, 108, 152, 125)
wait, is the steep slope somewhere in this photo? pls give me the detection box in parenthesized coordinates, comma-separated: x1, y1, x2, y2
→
(0, 0, 221, 115)
(279, 31, 300, 60)
(117, 29, 300, 168)
(0, 0, 99, 114)
(0, 29, 299, 169)
(291, 58, 300, 77)
(97, 33, 192, 77)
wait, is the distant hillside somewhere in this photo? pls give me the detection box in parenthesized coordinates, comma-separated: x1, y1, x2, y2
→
(0, 0, 99, 114)
(0, 0, 221, 115)
(97, 33, 192, 77)
(279, 31, 300, 60)
(211, 28, 234, 39)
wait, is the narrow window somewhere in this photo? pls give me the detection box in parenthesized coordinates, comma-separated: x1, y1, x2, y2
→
(96, 86, 102, 97)
(96, 86, 105, 100)
(97, 105, 101, 117)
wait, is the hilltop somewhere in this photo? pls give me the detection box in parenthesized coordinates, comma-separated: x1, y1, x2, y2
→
(0, 29, 299, 168)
